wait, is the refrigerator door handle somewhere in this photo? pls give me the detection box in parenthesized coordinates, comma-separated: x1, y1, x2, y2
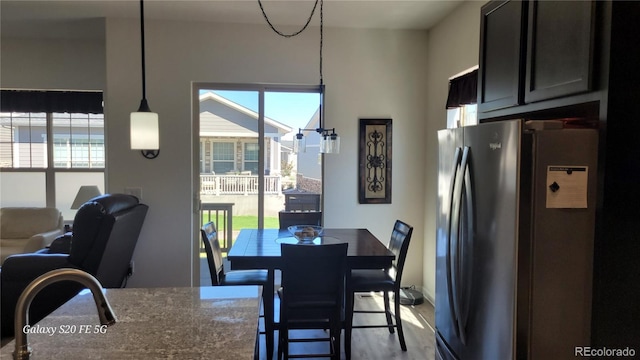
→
(455, 146, 474, 345)
(450, 146, 467, 344)
(446, 147, 462, 339)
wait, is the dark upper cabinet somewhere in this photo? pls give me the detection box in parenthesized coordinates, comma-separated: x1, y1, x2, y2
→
(524, 1, 595, 103)
(478, 0, 526, 113)
(479, 0, 596, 114)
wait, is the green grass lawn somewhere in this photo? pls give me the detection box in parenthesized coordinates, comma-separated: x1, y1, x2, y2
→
(199, 215, 279, 258)
(232, 215, 279, 229)
(202, 215, 279, 229)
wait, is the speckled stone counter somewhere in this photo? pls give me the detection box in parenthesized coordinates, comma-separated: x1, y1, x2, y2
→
(0, 286, 261, 359)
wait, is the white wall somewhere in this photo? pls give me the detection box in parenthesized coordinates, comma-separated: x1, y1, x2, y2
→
(1, 36, 105, 90)
(423, 1, 483, 303)
(322, 27, 429, 290)
(103, 18, 430, 287)
(1, 2, 483, 292)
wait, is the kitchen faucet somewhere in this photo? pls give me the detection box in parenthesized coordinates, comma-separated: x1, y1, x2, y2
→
(13, 268, 117, 360)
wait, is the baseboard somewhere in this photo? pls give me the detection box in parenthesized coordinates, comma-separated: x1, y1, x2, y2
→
(422, 286, 435, 307)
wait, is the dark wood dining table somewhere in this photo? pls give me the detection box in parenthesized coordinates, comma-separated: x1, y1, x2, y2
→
(227, 228, 395, 360)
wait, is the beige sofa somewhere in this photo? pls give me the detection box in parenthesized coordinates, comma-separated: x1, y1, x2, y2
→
(0, 207, 64, 264)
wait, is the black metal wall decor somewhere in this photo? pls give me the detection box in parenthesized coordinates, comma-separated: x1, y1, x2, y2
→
(358, 118, 392, 204)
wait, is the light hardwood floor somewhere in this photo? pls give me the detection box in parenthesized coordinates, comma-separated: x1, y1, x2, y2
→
(257, 292, 436, 360)
(201, 259, 436, 360)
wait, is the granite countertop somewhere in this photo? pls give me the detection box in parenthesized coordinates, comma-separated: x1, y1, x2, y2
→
(0, 285, 261, 359)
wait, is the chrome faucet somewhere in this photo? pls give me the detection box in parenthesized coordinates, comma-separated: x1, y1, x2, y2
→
(13, 268, 117, 360)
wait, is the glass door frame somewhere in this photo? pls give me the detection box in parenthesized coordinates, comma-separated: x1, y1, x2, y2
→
(191, 82, 321, 285)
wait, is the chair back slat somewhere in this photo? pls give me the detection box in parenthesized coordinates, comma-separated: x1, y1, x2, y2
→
(279, 242, 347, 359)
(201, 221, 224, 285)
(280, 243, 348, 312)
(387, 220, 413, 284)
(278, 211, 322, 229)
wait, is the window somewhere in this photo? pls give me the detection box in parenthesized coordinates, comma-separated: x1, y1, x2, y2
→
(1, 112, 104, 168)
(52, 113, 105, 168)
(212, 141, 235, 174)
(0, 112, 47, 168)
(0, 90, 105, 220)
(446, 67, 478, 128)
(446, 104, 478, 128)
(243, 142, 259, 174)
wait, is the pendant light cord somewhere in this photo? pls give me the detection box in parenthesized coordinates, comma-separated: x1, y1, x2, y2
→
(139, 0, 147, 101)
(319, 0, 324, 130)
(258, 0, 327, 130)
(258, 0, 319, 38)
(257, 0, 323, 85)
(319, 0, 323, 86)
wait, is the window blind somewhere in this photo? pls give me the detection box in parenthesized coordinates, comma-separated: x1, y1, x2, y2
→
(446, 69, 478, 109)
(1, 90, 103, 114)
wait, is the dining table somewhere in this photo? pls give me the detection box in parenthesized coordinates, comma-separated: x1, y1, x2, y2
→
(227, 228, 395, 360)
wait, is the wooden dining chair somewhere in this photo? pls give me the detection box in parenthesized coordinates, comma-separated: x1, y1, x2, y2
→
(344, 220, 414, 358)
(201, 221, 269, 287)
(278, 210, 322, 229)
(278, 242, 348, 360)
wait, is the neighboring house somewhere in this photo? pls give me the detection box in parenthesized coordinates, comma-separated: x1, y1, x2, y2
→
(0, 112, 105, 169)
(0, 109, 106, 217)
(199, 91, 291, 176)
(280, 141, 295, 169)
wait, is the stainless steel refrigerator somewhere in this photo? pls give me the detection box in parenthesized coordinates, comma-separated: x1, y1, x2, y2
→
(435, 119, 598, 359)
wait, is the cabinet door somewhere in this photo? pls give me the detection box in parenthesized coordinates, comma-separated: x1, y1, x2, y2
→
(525, 0, 595, 103)
(478, 0, 526, 113)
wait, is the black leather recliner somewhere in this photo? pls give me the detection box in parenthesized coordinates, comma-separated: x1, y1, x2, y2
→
(0, 193, 148, 338)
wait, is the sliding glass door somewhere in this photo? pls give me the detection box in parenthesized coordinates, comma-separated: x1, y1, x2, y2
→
(193, 83, 321, 283)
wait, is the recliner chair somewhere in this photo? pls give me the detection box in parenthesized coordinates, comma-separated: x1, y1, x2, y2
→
(0, 193, 148, 338)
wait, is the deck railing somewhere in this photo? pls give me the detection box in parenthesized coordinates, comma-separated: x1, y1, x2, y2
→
(200, 202, 234, 252)
(200, 174, 281, 195)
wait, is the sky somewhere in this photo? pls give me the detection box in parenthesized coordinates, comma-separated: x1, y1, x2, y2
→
(202, 89, 320, 138)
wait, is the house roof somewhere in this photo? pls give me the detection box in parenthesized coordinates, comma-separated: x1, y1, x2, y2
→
(199, 91, 292, 138)
(302, 108, 320, 134)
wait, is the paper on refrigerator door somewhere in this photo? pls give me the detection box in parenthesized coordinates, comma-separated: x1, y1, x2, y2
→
(546, 166, 589, 208)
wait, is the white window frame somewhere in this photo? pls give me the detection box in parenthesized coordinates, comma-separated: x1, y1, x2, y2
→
(242, 140, 259, 174)
(0, 111, 105, 208)
(211, 140, 236, 174)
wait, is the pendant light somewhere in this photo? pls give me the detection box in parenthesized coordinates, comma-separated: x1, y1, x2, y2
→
(130, 0, 159, 159)
(259, 0, 339, 154)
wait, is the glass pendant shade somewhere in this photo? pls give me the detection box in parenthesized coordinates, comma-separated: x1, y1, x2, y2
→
(293, 132, 306, 154)
(320, 133, 340, 154)
(319, 135, 328, 154)
(130, 105, 159, 150)
(326, 133, 340, 154)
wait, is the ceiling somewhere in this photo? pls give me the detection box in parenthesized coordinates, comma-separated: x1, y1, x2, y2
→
(1, 0, 464, 38)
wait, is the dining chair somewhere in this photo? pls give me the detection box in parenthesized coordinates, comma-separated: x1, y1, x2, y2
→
(344, 220, 414, 358)
(278, 242, 348, 360)
(201, 221, 268, 359)
(201, 221, 269, 287)
(278, 210, 322, 229)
